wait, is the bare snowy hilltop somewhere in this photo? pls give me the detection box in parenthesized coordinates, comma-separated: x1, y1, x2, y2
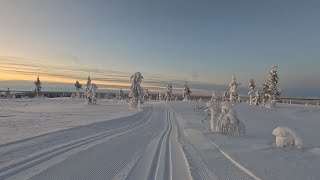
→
(0, 98, 319, 180)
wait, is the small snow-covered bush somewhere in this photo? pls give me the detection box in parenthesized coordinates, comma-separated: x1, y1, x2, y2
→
(272, 126, 303, 149)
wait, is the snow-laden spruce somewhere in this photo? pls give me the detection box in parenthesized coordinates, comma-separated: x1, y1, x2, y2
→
(263, 65, 281, 108)
(165, 84, 173, 101)
(5, 88, 11, 98)
(128, 72, 144, 108)
(206, 90, 221, 132)
(158, 93, 164, 101)
(119, 89, 124, 100)
(229, 75, 240, 103)
(143, 88, 151, 102)
(248, 79, 256, 105)
(71, 92, 76, 99)
(252, 89, 261, 106)
(272, 126, 303, 149)
(218, 101, 246, 135)
(183, 81, 191, 101)
(34, 76, 43, 97)
(84, 76, 97, 105)
(75, 80, 82, 98)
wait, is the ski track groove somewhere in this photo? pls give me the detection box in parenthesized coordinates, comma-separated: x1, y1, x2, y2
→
(172, 108, 254, 180)
(0, 106, 154, 180)
(147, 109, 173, 180)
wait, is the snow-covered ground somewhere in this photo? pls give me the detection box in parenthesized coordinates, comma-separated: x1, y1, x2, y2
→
(0, 98, 137, 145)
(174, 101, 320, 180)
(0, 99, 319, 179)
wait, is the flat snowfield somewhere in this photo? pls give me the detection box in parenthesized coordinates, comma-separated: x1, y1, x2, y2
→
(0, 99, 319, 180)
(0, 98, 138, 145)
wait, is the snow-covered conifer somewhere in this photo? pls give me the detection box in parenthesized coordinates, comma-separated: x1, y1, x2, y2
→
(128, 72, 144, 108)
(183, 81, 191, 101)
(71, 92, 76, 99)
(158, 93, 164, 101)
(143, 88, 150, 102)
(84, 76, 97, 105)
(264, 65, 280, 107)
(165, 84, 173, 101)
(34, 76, 42, 97)
(5, 88, 11, 98)
(248, 79, 256, 105)
(229, 75, 240, 103)
(218, 101, 246, 135)
(222, 91, 228, 102)
(253, 90, 261, 106)
(119, 89, 124, 100)
(75, 81, 82, 98)
(206, 90, 221, 132)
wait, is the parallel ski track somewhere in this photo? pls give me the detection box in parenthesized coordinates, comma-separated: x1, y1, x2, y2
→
(172, 109, 254, 180)
(0, 106, 154, 180)
(147, 109, 173, 180)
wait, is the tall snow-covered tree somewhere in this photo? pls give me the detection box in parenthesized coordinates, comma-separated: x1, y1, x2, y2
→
(143, 88, 150, 102)
(266, 65, 280, 102)
(158, 93, 164, 101)
(75, 81, 82, 98)
(206, 90, 221, 132)
(262, 65, 280, 107)
(119, 89, 124, 100)
(248, 79, 256, 105)
(5, 88, 11, 98)
(183, 81, 191, 101)
(253, 89, 261, 106)
(129, 72, 144, 108)
(34, 76, 42, 97)
(84, 76, 97, 105)
(229, 75, 240, 103)
(165, 84, 173, 101)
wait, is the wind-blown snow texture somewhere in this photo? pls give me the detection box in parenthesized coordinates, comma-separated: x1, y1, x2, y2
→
(0, 99, 319, 179)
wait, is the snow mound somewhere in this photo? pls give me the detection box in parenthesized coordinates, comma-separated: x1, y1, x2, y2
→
(272, 126, 303, 149)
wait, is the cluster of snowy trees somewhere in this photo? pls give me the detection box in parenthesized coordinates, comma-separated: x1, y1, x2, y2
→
(247, 65, 280, 108)
(206, 90, 246, 135)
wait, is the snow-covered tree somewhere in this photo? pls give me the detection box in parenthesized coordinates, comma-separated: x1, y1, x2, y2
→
(71, 92, 76, 99)
(222, 91, 228, 102)
(34, 76, 42, 97)
(74, 81, 82, 98)
(84, 76, 97, 105)
(5, 88, 11, 98)
(143, 88, 150, 102)
(218, 101, 246, 135)
(248, 79, 256, 105)
(165, 84, 173, 101)
(158, 93, 164, 101)
(206, 90, 221, 132)
(229, 75, 240, 103)
(183, 81, 191, 101)
(262, 65, 280, 107)
(128, 72, 144, 108)
(119, 89, 124, 100)
(252, 90, 261, 106)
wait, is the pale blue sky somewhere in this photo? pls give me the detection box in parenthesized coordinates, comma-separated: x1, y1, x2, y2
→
(0, 0, 319, 97)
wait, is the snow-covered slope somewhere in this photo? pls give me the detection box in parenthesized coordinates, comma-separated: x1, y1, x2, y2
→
(0, 98, 137, 145)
